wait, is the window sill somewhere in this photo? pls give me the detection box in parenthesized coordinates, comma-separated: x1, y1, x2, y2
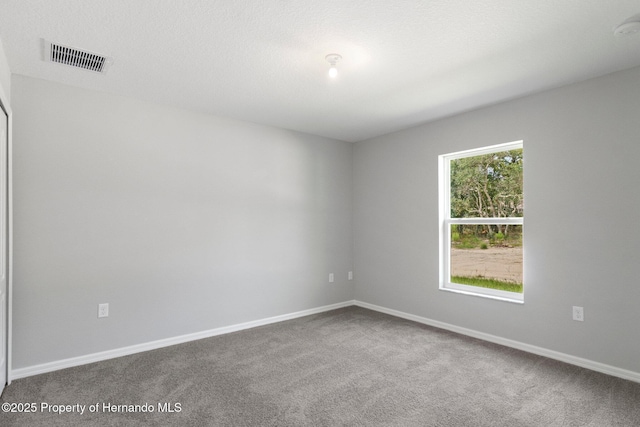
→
(439, 284, 524, 304)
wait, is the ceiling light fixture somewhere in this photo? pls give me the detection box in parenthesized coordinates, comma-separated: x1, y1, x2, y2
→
(614, 20, 640, 36)
(325, 53, 342, 78)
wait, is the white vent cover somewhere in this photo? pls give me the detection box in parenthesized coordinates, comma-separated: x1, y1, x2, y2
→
(43, 39, 112, 73)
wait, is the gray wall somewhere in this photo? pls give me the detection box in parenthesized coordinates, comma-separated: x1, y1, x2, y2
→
(9, 60, 640, 376)
(353, 65, 640, 374)
(0, 39, 9, 102)
(12, 75, 353, 369)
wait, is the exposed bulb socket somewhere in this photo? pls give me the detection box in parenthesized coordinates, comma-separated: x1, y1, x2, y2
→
(614, 20, 640, 36)
(325, 53, 342, 78)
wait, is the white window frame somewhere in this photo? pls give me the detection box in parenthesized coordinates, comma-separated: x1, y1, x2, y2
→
(438, 141, 524, 303)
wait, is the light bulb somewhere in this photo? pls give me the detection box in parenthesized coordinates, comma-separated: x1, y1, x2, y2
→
(325, 54, 342, 79)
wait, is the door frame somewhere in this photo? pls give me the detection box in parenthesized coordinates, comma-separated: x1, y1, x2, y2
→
(0, 80, 12, 387)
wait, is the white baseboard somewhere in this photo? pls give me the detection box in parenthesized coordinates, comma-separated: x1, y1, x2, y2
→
(12, 299, 640, 385)
(11, 300, 355, 380)
(354, 300, 640, 384)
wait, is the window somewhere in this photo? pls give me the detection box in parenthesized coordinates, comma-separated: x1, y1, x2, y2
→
(439, 141, 523, 302)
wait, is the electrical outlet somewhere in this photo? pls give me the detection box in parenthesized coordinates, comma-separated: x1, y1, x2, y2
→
(348, 271, 353, 280)
(329, 273, 334, 283)
(98, 303, 109, 318)
(572, 306, 584, 322)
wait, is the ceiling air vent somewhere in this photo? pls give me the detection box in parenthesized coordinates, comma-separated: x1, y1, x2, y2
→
(43, 39, 112, 73)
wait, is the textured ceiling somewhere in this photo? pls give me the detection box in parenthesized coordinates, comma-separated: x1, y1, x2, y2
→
(1, 1, 640, 142)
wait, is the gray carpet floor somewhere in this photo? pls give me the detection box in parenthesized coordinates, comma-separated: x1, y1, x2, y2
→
(1, 306, 639, 426)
